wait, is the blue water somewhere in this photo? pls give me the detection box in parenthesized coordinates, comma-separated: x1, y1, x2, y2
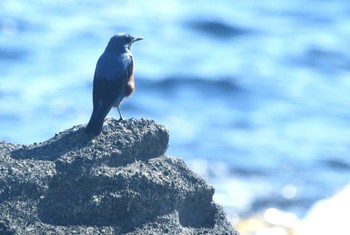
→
(1, 0, 350, 219)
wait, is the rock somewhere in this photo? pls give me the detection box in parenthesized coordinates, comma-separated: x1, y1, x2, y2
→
(0, 118, 238, 235)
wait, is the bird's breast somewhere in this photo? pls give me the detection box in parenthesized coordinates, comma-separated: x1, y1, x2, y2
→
(125, 58, 135, 97)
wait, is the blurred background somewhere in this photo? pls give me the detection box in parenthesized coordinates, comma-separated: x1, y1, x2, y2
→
(1, 0, 350, 234)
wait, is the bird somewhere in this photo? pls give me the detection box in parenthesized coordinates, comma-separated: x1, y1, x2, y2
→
(85, 33, 143, 135)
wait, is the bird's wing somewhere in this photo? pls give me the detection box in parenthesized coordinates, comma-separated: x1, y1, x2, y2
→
(86, 75, 122, 135)
(92, 75, 122, 112)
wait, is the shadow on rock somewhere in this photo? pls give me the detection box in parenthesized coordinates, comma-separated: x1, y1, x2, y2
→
(10, 125, 93, 161)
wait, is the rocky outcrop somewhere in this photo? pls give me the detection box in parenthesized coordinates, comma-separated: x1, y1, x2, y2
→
(0, 118, 238, 235)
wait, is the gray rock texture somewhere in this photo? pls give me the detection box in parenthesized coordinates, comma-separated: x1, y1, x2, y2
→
(0, 118, 238, 235)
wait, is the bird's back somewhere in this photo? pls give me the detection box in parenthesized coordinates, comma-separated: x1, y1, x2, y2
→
(94, 52, 131, 81)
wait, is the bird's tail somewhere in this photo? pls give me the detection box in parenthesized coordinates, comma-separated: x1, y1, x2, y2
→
(85, 105, 111, 135)
(85, 112, 105, 135)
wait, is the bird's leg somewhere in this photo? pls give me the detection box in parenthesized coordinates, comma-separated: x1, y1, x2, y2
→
(117, 106, 124, 121)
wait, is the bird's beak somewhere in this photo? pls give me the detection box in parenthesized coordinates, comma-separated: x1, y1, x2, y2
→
(132, 37, 143, 43)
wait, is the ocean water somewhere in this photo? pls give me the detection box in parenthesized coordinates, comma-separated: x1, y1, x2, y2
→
(1, 0, 350, 220)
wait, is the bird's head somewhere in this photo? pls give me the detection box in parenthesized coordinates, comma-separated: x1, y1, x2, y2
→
(107, 33, 143, 51)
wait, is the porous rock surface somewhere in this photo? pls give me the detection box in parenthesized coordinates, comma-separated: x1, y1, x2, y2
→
(0, 118, 238, 235)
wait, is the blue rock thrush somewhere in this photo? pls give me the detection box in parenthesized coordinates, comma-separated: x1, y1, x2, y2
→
(85, 33, 143, 135)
